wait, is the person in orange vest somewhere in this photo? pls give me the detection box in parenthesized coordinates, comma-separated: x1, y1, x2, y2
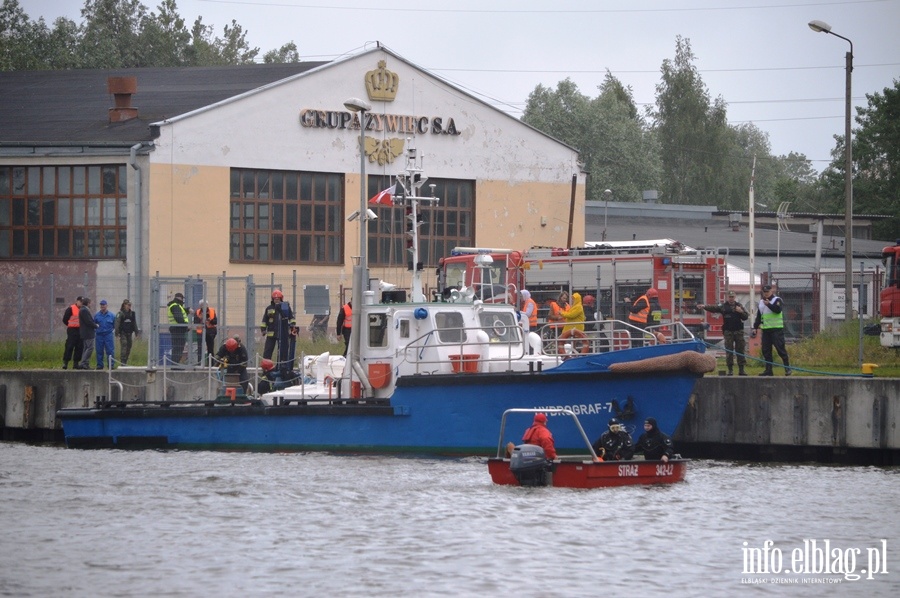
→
(520, 290, 538, 332)
(336, 300, 352, 357)
(61, 296, 83, 369)
(546, 291, 568, 337)
(194, 299, 218, 365)
(626, 287, 660, 347)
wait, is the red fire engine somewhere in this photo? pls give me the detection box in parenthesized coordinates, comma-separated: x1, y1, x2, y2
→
(437, 239, 729, 342)
(880, 240, 900, 348)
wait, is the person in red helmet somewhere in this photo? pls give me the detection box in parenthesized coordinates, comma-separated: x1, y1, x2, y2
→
(521, 413, 557, 460)
(215, 335, 249, 394)
(261, 289, 296, 375)
(625, 287, 661, 347)
(256, 358, 278, 395)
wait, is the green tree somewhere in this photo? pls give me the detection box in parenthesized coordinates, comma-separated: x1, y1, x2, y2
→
(848, 80, 900, 239)
(138, 0, 192, 67)
(522, 75, 661, 204)
(263, 42, 300, 64)
(79, 0, 147, 68)
(771, 152, 823, 213)
(651, 36, 734, 205)
(215, 19, 258, 65)
(586, 72, 660, 203)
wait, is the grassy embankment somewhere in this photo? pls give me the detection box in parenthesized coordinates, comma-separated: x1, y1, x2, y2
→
(0, 337, 344, 370)
(722, 321, 900, 377)
(0, 322, 897, 376)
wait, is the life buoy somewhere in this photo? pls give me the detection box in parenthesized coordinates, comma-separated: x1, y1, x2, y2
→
(557, 329, 590, 354)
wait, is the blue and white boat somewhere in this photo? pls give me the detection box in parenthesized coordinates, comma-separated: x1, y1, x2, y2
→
(58, 149, 714, 454)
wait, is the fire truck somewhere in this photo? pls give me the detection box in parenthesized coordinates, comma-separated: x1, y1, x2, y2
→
(880, 241, 900, 348)
(437, 239, 729, 342)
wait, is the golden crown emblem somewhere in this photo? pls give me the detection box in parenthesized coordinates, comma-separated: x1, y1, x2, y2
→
(365, 60, 399, 102)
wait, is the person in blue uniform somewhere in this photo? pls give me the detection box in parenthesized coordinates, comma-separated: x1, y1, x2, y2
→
(634, 417, 674, 462)
(93, 299, 116, 369)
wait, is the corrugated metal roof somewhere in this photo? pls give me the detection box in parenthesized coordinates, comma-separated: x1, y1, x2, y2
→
(0, 63, 327, 146)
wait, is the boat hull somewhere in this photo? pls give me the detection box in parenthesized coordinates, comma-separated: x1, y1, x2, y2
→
(487, 457, 688, 488)
(59, 365, 700, 454)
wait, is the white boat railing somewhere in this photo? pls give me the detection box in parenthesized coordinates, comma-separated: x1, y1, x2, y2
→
(538, 319, 697, 356)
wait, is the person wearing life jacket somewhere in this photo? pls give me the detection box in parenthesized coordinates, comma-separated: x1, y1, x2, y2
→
(193, 299, 218, 365)
(626, 288, 660, 347)
(521, 413, 557, 460)
(520, 290, 538, 331)
(336, 300, 352, 357)
(546, 291, 569, 337)
(167, 292, 190, 364)
(215, 336, 250, 394)
(752, 284, 791, 376)
(62, 296, 83, 369)
(261, 289, 296, 374)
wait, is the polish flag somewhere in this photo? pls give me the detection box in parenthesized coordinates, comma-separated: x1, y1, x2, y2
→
(369, 184, 395, 206)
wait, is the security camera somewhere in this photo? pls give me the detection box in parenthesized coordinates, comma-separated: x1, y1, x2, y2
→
(366, 208, 378, 220)
(347, 210, 361, 222)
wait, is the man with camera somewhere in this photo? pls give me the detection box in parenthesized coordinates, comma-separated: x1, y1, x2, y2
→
(751, 284, 791, 376)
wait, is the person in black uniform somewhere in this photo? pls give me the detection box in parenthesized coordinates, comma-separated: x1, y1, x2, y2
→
(261, 289, 296, 375)
(592, 417, 634, 461)
(697, 290, 749, 375)
(215, 336, 250, 394)
(634, 417, 674, 462)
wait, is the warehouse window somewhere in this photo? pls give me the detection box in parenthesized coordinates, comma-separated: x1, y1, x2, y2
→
(366, 176, 474, 268)
(0, 165, 127, 259)
(230, 169, 344, 265)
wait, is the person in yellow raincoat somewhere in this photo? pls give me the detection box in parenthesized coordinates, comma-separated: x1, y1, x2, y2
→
(560, 292, 585, 333)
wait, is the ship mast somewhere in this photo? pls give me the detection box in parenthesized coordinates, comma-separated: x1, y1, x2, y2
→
(396, 146, 440, 302)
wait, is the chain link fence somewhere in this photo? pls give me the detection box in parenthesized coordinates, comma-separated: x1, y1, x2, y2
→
(0, 270, 358, 366)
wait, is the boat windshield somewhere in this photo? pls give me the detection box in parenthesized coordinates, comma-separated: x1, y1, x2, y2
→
(478, 310, 519, 343)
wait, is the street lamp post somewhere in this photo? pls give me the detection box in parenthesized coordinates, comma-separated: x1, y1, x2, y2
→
(343, 97, 372, 371)
(602, 189, 612, 241)
(809, 19, 854, 321)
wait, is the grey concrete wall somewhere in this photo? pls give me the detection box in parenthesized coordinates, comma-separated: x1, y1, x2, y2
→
(680, 377, 899, 450)
(1, 371, 897, 453)
(0, 369, 217, 431)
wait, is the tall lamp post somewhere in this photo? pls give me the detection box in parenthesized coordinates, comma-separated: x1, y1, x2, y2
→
(343, 97, 372, 371)
(809, 19, 853, 321)
(602, 189, 612, 241)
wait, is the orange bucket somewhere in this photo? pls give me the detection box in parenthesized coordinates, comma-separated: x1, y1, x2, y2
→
(449, 354, 480, 373)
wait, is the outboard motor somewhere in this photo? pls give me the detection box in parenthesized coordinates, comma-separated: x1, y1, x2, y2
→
(509, 444, 553, 487)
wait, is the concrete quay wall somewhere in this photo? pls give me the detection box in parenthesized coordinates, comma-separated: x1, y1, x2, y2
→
(0, 368, 216, 440)
(1, 371, 898, 463)
(677, 376, 900, 464)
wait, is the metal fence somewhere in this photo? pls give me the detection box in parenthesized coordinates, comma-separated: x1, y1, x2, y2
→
(0, 271, 357, 366)
(762, 268, 882, 339)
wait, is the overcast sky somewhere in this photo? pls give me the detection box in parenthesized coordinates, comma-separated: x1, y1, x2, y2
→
(21, 0, 900, 172)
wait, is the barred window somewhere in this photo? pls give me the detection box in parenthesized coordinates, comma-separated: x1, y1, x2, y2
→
(230, 169, 344, 265)
(366, 177, 474, 268)
(0, 165, 127, 259)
